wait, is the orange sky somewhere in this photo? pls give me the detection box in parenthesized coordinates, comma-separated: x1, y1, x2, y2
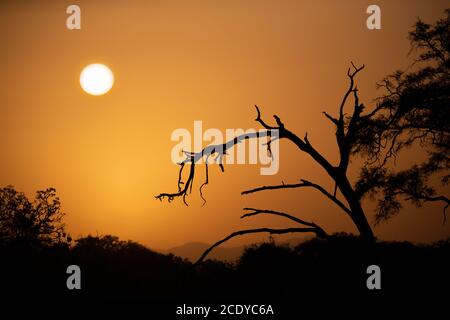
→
(0, 0, 449, 249)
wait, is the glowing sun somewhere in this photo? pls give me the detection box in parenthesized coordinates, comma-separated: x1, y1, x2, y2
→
(80, 64, 114, 95)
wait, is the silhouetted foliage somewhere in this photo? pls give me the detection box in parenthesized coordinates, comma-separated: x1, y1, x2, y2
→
(353, 10, 450, 223)
(2, 233, 449, 302)
(70, 235, 191, 298)
(0, 186, 66, 247)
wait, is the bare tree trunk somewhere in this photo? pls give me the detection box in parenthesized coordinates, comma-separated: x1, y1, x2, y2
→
(336, 172, 375, 241)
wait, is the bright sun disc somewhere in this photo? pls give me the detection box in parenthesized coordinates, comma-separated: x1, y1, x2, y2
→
(80, 64, 114, 95)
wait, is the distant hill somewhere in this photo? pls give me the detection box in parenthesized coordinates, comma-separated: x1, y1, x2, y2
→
(163, 237, 309, 262)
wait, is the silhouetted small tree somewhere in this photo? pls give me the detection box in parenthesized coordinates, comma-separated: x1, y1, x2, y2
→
(0, 186, 66, 246)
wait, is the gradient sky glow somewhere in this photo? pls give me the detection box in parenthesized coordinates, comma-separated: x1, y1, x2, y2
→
(0, 0, 449, 249)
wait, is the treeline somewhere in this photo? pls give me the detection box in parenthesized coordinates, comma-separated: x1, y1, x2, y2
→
(1, 232, 450, 300)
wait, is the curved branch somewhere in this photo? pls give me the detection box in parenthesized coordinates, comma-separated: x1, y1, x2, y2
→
(177, 163, 185, 192)
(194, 227, 326, 266)
(242, 179, 352, 216)
(406, 193, 449, 224)
(255, 105, 277, 130)
(155, 158, 196, 206)
(199, 163, 209, 206)
(241, 208, 328, 237)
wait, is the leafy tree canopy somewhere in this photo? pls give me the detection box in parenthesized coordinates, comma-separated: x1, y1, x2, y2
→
(353, 10, 450, 223)
(0, 186, 66, 246)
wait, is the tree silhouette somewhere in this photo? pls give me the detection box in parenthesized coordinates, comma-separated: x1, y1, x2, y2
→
(351, 10, 449, 223)
(0, 186, 66, 246)
(157, 62, 378, 264)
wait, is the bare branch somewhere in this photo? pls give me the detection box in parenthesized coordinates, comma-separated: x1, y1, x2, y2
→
(199, 163, 209, 207)
(323, 112, 339, 125)
(256, 105, 335, 178)
(194, 227, 326, 266)
(339, 63, 365, 123)
(155, 159, 196, 206)
(325, 62, 366, 173)
(242, 179, 352, 216)
(242, 181, 304, 194)
(155, 129, 274, 204)
(177, 163, 185, 192)
(241, 208, 328, 237)
(255, 105, 277, 130)
(345, 89, 365, 142)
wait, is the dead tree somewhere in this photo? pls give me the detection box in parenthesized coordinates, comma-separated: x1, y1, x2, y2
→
(156, 63, 375, 265)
